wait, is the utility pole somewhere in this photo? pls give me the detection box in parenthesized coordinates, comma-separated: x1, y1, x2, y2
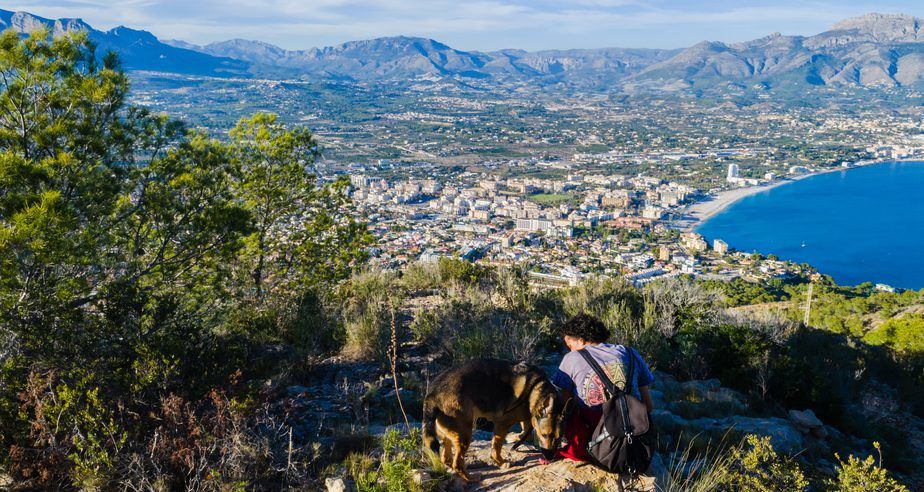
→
(803, 282, 814, 326)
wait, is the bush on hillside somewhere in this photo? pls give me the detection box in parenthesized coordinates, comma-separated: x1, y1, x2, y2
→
(718, 434, 808, 492)
(400, 261, 443, 292)
(410, 268, 557, 362)
(343, 428, 446, 492)
(830, 442, 908, 492)
(864, 314, 924, 354)
(561, 276, 644, 345)
(340, 270, 404, 361)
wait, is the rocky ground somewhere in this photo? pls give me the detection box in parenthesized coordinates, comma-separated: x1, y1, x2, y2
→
(273, 338, 924, 491)
(450, 435, 661, 491)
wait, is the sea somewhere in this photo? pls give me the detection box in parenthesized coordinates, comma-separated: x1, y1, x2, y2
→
(696, 161, 924, 290)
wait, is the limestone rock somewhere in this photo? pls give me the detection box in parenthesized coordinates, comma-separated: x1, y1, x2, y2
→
(455, 436, 659, 491)
(650, 409, 687, 434)
(726, 416, 804, 454)
(325, 476, 353, 492)
(811, 426, 829, 439)
(788, 409, 823, 430)
(411, 469, 431, 485)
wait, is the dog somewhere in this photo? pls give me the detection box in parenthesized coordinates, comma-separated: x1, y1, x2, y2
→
(421, 359, 570, 481)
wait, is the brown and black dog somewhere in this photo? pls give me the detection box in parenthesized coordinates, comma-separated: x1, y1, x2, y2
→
(421, 359, 570, 481)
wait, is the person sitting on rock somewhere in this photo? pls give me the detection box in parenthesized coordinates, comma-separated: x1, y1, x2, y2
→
(549, 313, 654, 464)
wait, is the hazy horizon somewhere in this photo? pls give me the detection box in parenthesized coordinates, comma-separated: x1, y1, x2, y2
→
(5, 1, 924, 53)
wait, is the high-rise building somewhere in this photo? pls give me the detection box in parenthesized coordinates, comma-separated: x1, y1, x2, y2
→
(726, 163, 740, 181)
(714, 239, 729, 255)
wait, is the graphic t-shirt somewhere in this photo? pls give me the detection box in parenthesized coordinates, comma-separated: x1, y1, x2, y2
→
(552, 344, 654, 408)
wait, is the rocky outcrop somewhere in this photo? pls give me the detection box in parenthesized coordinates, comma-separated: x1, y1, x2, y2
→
(788, 409, 828, 439)
(452, 433, 661, 491)
(287, 354, 883, 490)
(649, 373, 807, 453)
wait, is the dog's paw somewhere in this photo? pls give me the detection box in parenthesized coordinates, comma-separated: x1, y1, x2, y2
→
(506, 432, 526, 444)
(455, 470, 473, 482)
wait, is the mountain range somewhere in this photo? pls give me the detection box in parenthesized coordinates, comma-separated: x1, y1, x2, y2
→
(4, 9, 924, 89)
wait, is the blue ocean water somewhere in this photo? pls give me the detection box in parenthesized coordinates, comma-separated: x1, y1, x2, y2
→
(696, 161, 924, 289)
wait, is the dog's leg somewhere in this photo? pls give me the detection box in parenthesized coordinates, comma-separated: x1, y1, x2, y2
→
(449, 426, 473, 482)
(435, 419, 453, 467)
(511, 420, 533, 450)
(491, 422, 512, 467)
(440, 437, 453, 467)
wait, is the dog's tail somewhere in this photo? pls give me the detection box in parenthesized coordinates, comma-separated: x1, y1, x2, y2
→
(422, 398, 441, 455)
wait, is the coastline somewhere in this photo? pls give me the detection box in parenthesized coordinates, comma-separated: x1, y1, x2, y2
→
(673, 159, 887, 232)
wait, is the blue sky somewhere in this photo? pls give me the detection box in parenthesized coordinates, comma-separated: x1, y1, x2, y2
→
(6, 0, 924, 51)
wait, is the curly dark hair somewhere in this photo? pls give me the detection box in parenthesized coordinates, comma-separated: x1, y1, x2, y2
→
(559, 313, 609, 344)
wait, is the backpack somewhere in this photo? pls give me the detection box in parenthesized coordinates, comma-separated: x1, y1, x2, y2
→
(577, 347, 653, 475)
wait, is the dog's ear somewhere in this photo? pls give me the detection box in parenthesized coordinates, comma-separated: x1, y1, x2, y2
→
(543, 394, 555, 415)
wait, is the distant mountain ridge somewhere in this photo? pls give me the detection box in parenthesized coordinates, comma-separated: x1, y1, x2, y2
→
(0, 9, 249, 77)
(636, 13, 924, 88)
(5, 9, 924, 89)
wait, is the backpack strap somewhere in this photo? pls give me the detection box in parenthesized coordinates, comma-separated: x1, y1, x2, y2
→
(625, 347, 637, 396)
(578, 348, 618, 398)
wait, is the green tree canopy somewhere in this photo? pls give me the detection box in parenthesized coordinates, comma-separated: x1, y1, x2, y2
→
(0, 29, 370, 487)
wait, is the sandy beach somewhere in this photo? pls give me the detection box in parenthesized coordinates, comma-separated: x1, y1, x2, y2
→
(674, 160, 885, 232)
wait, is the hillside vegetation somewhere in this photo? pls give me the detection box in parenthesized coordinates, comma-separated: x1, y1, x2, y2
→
(0, 29, 921, 491)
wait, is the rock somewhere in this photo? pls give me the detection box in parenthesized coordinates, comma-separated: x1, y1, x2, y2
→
(325, 476, 353, 492)
(656, 377, 748, 419)
(726, 416, 804, 454)
(648, 452, 668, 484)
(680, 416, 803, 454)
(473, 429, 494, 441)
(650, 409, 687, 434)
(816, 459, 837, 478)
(810, 426, 829, 439)
(701, 378, 722, 390)
(459, 439, 656, 491)
(383, 388, 417, 402)
(788, 409, 823, 429)
(648, 388, 666, 407)
(410, 468, 431, 485)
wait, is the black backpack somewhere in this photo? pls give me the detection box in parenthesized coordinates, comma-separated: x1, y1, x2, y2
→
(577, 347, 653, 475)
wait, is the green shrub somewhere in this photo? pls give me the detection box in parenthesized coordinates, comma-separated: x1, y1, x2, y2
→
(561, 276, 644, 344)
(864, 314, 924, 354)
(16, 372, 127, 489)
(344, 428, 445, 492)
(719, 435, 807, 491)
(436, 257, 492, 286)
(413, 273, 556, 363)
(401, 261, 442, 292)
(830, 442, 908, 492)
(340, 270, 403, 361)
(644, 277, 722, 330)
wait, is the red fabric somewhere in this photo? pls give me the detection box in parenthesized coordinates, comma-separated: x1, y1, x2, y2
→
(556, 405, 602, 463)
